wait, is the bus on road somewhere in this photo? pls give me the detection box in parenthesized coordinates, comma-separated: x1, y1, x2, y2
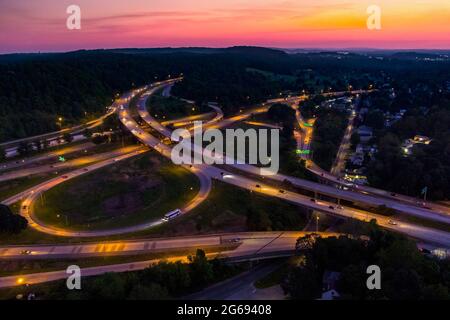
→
(163, 209, 182, 221)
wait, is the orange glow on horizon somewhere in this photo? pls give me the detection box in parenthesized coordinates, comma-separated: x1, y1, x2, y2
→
(0, 0, 449, 53)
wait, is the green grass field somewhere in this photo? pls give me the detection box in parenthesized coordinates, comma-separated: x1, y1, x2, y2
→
(147, 95, 208, 121)
(33, 153, 200, 230)
(155, 181, 308, 236)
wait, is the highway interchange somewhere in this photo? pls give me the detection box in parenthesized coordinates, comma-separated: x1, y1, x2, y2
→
(0, 231, 339, 288)
(0, 78, 449, 288)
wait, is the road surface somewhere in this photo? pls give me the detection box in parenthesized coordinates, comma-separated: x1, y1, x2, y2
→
(0, 142, 95, 172)
(129, 83, 450, 247)
(0, 146, 141, 182)
(1, 80, 212, 238)
(185, 261, 284, 300)
(0, 231, 333, 288)
(136, 86, 450, 226)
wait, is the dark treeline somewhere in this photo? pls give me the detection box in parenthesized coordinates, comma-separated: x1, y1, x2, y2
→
(366, 97, 450, 200)
(1, 47, 450, 143)
(266, 103, 312, 178)
(0, 52, 176, 141)
(5, 249, 242, 300)
(282, 221, 450, 300)
(0, 204, 28, 234)
(310, 110, 348, 171)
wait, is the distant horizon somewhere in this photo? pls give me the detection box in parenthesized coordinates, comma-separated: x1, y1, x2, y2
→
(2, 45, 450, 56)
(1, 0, 449, 54)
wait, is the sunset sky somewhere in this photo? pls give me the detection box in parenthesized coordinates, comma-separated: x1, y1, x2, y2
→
(0, 0, 449, 53)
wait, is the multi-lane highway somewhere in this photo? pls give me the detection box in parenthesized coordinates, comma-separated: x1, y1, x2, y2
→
(5, 80, 446, 244)
(109, 82, 450, 248)
(0, 79, 449, 290)
(292, 100, 450, 216)
(0, 142, 96, 172)
(0, 99, 119, 159)
(0, 146, 141, 182)
(0, 231, 337, 288)
(1, 81, 214, 238)
(135, 84, 450, 226)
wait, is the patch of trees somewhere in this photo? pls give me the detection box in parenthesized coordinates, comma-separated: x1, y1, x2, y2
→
(298, 96, 326, 119)
(0, 51, 183, 142)
(171, 55, 284, 116)
(266, 104, 311, 178)
(2, 47, 449, 144)
(310, 110, 347, 171)
(0, 146, 6, 161)
(0, 204, 28, 234)
(25, 249, 240, 300)
(246, 201, 306, 231)
(282, 223, 450, 300)
(146, 95, 208, 119)
(367, 104, 450, 200)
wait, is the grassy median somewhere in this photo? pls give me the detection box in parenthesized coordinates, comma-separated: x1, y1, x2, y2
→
(32, 153, 200, 231)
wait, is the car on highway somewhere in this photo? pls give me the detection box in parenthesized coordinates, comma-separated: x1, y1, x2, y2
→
(255, 184, 261, 188)
(20, 250, 32, 255)
(82, 168, 89, 172)
(388, 219, 398, 226)
(337, 205, 343, 209)
(62, 175, 68, 179)
(310, 198, 316, 202)
(279, 189, 285, 194)
(328, 205, 335, 210)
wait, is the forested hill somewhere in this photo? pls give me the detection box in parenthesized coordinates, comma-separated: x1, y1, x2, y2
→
(0, 52, 176, 142)
(0, 48, 291, 142)
(1, 47, 449, 142)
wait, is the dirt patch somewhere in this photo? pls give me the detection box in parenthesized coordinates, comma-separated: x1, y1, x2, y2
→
(101, 192, 143, 217)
